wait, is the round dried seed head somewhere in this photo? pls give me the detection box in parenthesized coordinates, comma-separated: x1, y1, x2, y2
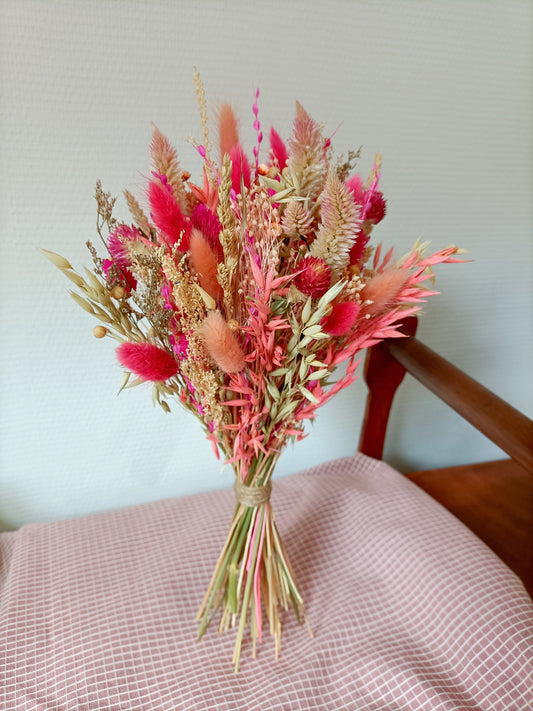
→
(93, 325, 108, 339)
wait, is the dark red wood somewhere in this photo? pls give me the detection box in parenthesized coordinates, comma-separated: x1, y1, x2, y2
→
(358, 316, 418, 459)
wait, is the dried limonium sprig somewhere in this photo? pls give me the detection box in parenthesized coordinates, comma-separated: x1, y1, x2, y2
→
(44, 80, 464, 672)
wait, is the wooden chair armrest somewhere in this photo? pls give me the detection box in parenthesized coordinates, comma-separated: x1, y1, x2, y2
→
(359, 316, 533, 474)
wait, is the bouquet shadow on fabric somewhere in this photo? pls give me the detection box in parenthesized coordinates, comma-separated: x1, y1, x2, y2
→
(44, 75, 462, 671)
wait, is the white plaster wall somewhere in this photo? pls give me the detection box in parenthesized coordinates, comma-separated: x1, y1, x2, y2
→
(1, 0, 531, 529)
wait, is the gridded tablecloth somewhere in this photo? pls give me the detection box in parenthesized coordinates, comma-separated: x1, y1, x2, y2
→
(1, 454, 532, 710)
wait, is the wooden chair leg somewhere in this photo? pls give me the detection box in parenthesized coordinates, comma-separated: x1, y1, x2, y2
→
(358, 316, 418, 460)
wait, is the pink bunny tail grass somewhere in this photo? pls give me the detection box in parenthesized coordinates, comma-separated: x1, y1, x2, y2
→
(219, 103, 240, 160)
(147, 177, 190, 251)
(269, 127, 288, 170)
(190, 228, 224, 303)
(321, 301, 360, 335)
(362, 268, 409, 315)
(116, 342, 179, 381)
(191, 204, 223, 259)
(229, 145, 251, 194)
(200, 311, 246, 373)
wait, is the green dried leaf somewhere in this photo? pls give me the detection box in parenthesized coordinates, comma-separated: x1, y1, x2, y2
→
(301, 297, 312, 325)
(302, 324, 323, 337)
(307, 369, 329, 380)
(195, 284, 216, 310)
(70, 291, 95, 314)
(91, 308, 113, 324)
(298, 335, 312, 349)
(83, 268, 107, 294)
(259, 175, 284, 192)
(60, 269, 87, 288)
(124, 376, 144, 389)
(266, 380, 281, 402)
(299, 358, 308, 380)
(117, 370, 131, 395)
(317, 280, 345, 309)
(41, 248, 73, 270)
(298, 384, 319, 403)
(308, 359, 327, 367)
(276, 399, 298, 420)
(270, 186, 295, 202)
(270, 367, 288, 377)
(287, 333, 299, 353)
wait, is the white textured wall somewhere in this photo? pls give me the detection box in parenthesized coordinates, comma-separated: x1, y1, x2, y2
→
(1, 0, 531, 530)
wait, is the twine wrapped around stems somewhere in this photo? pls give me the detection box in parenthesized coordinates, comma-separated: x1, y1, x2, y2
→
(234, 478, 272, 507)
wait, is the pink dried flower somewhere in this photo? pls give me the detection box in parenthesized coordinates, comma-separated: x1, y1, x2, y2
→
(107, 224, 138, 268)
(101, 259, 137, 293)
(349, 230, 371, 266)
(320, 301, 360, 335)
(218, 104, 240, 160)
(346, 173, 387, 230)
(345, 174, 364, 204)
(147, 174, 190, 251)
(269, 127, 288, 170)
(229, 144, 251, 194)
(189, 228, 224, 303)
(294, 256, 331, 298)
(191, 204, 223, 259)
(362, 268, 408, 315)
(116, 342, 179, 381)
(365, 190, 386, 224)
(200, 311, 245, 373)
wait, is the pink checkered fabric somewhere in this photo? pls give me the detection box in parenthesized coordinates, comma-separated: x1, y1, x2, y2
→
(1, 454, 532, 710)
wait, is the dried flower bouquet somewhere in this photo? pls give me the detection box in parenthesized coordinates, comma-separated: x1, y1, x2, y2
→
(44, 76, 462, 671)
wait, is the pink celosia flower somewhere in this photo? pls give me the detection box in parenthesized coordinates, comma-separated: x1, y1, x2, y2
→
(116, 342, 179, 381)
(346, 174, 387, 266)
(320, 301, 360, 336)
(346, 174, 386, 224)
(365, 190, 386, 224)
(294, 256, 331, 298)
